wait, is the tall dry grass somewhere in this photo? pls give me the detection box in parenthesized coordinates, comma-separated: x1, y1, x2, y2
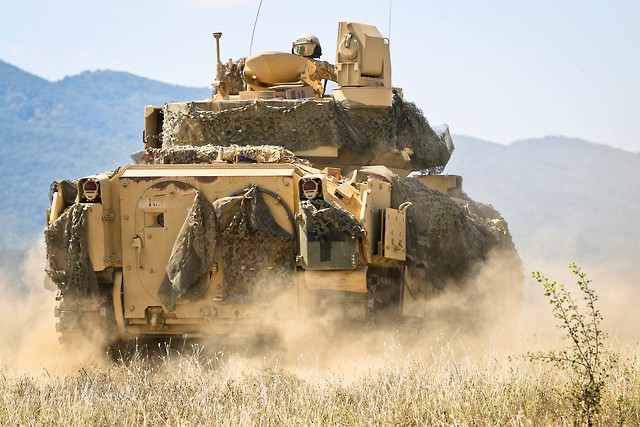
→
(1, 339, 638, 426)
(2, 241, 639, 425)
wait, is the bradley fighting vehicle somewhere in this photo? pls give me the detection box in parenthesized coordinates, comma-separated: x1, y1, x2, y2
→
(45, 22, 522, 346)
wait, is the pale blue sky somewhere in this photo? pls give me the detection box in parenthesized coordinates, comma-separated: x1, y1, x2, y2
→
(1, 0, 638, 152)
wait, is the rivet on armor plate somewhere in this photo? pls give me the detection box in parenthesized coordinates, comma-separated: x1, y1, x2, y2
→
(126, 265, 131, 270)
(123, 215, 129, 220)
(123, 183, 127, 187)
(147, 234, 152, 239)
(129, 305, 135, 312)
(149, 268, 154, 273)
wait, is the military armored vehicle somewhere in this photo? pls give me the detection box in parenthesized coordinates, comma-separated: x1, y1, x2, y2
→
(45, 22, 521, 347)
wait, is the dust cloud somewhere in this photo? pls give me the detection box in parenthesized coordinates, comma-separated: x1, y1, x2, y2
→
(1, 238, 637, 375)
(0, 238, 107, 372)
(519, 253, 640, 344)
(257, 247, 639, 375)
(0, 238, 60, 369)
(200, 248, 530, 375)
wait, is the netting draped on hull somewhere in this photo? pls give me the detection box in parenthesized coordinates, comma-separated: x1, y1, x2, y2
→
(360, 166, 521, 294)
(214, 187, 295, 303)
(163, 187, 295, 309)
(300, 199, 366, 240)
(142, 144, 307, 166)
(160, 94, 454, 173)
(44, 204, 97, 297)
(163, 192, 218, 311)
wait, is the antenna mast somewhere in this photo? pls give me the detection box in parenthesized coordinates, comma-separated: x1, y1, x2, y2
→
(388, 0, 393, 40)
(249, 0, 264, 56)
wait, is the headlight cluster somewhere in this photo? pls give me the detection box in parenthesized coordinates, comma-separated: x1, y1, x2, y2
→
(301, 178, 321, 200)
(81, 179, 100, 201)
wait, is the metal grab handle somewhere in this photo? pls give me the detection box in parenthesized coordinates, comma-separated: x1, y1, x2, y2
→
(398, 202, 412, 213)
(131, 235, 143, 269)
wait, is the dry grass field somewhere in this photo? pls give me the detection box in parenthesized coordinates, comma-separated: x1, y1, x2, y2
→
(2, 247, 639, 425)
(1, 335, 639, 426)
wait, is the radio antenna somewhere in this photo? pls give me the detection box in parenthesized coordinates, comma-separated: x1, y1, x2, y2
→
(249, 0, 264, 56)
(388, 0, 393, 40)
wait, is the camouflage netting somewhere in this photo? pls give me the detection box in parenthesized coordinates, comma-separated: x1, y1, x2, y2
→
(360, 166, 521, 294)
(300, 199, 366, 240)
(142, 144, 308, 166)
(213, 186, 295, 303)
(213, 58, 246, 96)
(161, 94, 454, 173)
(163, 187, 295, 307)
(44, 204, 98, 298)
(163, 192, 218, 311)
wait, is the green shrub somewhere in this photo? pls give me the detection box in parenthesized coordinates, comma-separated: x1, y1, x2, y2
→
(529, 263, 616, 425)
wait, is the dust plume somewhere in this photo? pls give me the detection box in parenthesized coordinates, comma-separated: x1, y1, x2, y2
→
(2, 241, 634, 375)
(0, 239, 106, 371)
(0, 238, 59, 369)
(519, 253, 640, 343)
(251, 246, 638, 375)
(192, 248, 529, 376)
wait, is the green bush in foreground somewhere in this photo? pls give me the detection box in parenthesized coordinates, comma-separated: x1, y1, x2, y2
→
(530, 263, 617, 426)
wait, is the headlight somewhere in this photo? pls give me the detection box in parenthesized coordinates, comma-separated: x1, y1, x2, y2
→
(302, 179, 320, 200)
(82, 179, 100, 201)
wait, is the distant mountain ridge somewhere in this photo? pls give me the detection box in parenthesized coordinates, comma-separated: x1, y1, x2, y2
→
(445, 135, 640, 276)
(1, 60, 638, 282)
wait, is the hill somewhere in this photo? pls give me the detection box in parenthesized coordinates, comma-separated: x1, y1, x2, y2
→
(0, 60, 211, 249)
(445, 135, 640, 277)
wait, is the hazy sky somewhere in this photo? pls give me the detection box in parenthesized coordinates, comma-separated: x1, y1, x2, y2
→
(1, 0, 639, 152)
